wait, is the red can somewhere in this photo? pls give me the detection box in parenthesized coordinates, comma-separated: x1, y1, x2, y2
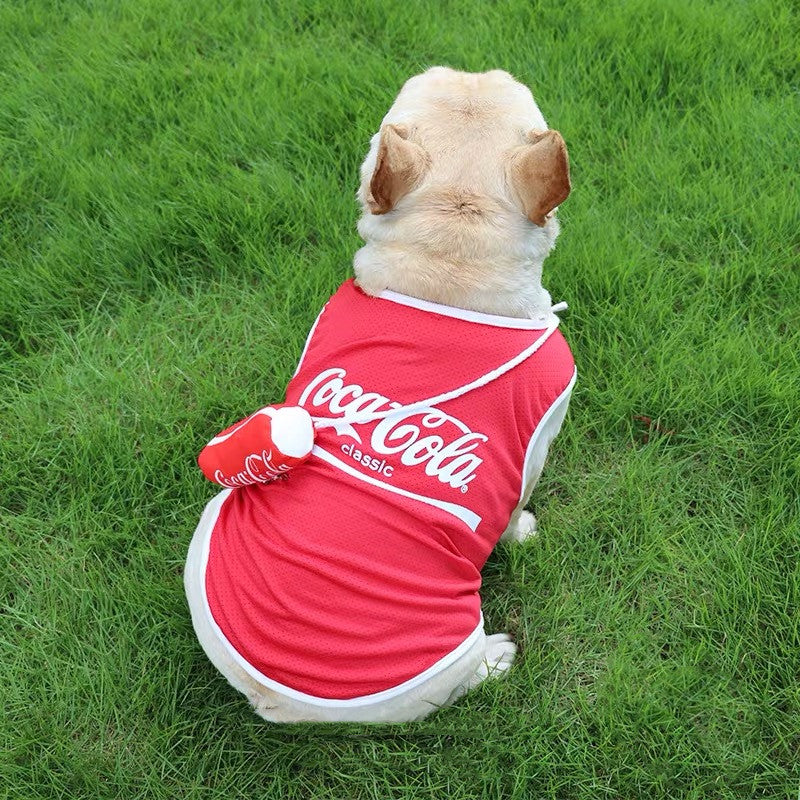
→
(198, 405, 315, 488)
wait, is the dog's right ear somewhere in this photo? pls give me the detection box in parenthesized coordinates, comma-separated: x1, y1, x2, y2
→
(509, 129, 571, 226)
(368, 124, 429, 215)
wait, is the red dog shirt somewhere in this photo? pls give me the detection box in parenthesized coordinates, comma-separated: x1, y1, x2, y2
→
(200, 280, 575, 702)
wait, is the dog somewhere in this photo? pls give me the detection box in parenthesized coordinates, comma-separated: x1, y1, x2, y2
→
(184, 67, 575, 722)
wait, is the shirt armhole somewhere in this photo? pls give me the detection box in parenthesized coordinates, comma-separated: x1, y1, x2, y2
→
(291, 301, 329, 378)
(518, 368, 577, 503)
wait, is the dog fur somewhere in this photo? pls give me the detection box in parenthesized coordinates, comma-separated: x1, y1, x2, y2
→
(354, 67, 569, 319)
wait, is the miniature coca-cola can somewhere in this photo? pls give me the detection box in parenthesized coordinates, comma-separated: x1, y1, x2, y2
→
(198, 405, 315, 488)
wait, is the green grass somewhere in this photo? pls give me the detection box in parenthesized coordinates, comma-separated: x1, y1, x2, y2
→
(1, 0, 798, 797)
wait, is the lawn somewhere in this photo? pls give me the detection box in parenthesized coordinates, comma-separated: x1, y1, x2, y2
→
(1, 0, 798, 798)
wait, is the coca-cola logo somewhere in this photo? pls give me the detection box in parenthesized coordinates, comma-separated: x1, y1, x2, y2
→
(214, 450, 290, 489)
(298, 368, 487, 491)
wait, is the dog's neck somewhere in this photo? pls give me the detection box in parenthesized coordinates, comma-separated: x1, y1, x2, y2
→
(353, 217, 559, 319)
(354, 244, 553, 318)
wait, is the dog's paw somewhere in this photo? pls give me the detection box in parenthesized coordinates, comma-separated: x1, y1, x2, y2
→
(515, 510, 538, 540)
(502, 510, 538, 543)
(469, 633, 517, 689)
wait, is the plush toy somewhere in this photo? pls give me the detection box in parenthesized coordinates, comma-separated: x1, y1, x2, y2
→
(198, 405, 315, 488)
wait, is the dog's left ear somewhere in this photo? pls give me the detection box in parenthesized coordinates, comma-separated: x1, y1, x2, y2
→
(509, 129, 571, 226)
(368, 124, 429, 214)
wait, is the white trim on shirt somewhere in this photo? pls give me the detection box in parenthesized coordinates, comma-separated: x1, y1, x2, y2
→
(291, 301, 329, 378)
(378, 288, 559, 330)
(519, 368, 577, 502)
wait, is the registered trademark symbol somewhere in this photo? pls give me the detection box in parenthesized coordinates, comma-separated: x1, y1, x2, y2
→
(461, 485, 468, 494)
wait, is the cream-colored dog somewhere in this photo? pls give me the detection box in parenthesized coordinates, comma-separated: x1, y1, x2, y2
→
(184, 67, 573, 722)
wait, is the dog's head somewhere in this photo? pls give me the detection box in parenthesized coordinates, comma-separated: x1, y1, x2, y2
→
(356, 68, 570, 297)
(359, 67, 569, 224)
